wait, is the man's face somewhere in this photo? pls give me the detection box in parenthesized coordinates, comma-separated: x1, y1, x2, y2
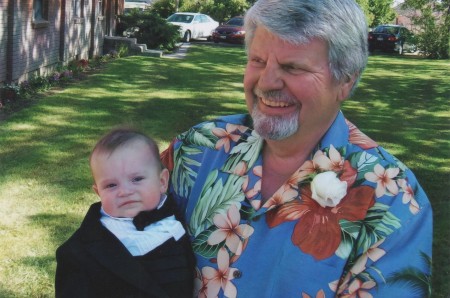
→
(244, 27, 353, 140)
(91, 140, 169, 218)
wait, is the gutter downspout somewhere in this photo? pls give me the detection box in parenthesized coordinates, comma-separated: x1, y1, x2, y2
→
(6, 0, 15, 81)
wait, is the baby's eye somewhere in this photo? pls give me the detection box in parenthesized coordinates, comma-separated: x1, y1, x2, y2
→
(105, 183, 117, 189)
(132, 176, 144, 183)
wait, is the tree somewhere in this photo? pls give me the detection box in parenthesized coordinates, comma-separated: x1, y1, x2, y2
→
(369, 0, 397, 26)
(356, 0, 375, 27)
(119, 9, 180, 50)
(151, 0, 178, 18)
(179, 0, 249, 22)
(401, 0, 449, 58)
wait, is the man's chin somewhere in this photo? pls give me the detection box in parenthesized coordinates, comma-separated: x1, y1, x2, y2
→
(251, 111, 298, 140)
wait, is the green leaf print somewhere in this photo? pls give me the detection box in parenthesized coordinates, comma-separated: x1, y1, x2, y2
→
(189, 170, 245, 237)
(183, 122, 218, 149)
(192, 226, 223, 258)
(222, 131, 263, 172)
(349, 151, 379, 184)
(387, 252, 432, 297)
(337, 220, 363, 258)
(172, 146, 201, 198)
(350, 203, 401, 255)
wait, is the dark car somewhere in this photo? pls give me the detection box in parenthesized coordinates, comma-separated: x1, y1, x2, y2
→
(211, 16, 245, 44)
(368, 25, 417, 55)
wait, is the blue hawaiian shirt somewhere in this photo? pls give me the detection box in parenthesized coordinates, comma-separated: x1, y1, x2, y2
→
(163, 112, 432, 297)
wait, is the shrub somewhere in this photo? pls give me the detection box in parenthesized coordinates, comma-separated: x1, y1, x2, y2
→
(118, 9, 180, 51)
(1, 57, 107, 111)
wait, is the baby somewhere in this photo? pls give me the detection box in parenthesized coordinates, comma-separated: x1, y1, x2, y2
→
(55, 127, 194, 298)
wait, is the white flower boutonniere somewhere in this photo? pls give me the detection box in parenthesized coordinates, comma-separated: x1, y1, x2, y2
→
(311, 171, 347, 207)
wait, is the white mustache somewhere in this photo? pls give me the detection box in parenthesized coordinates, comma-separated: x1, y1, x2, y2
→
(253, 88, 296, 105)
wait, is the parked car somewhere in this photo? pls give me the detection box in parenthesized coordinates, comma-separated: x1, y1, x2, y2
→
(167, 12, 219, 42)
(368, 25, 417, 55)
(211, 16, 245, 44)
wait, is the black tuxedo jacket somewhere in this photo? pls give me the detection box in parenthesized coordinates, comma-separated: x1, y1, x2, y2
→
(55, 202, 194, 298)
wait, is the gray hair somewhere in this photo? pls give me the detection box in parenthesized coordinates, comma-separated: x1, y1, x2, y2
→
(244, 0, 368, 93)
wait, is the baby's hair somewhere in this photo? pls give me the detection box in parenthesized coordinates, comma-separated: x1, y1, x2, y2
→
(90, 126, 163, 170)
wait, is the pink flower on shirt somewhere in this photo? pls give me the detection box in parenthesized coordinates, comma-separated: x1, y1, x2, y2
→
(398, 178, 420, 214)
(364, 164, 399, 198)
(207, 204, 254, 255)
(212, 124, 246, 153)
(202, 247, 238, 298)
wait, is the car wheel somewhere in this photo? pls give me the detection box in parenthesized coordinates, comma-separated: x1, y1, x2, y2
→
(183, 31, 191, 42)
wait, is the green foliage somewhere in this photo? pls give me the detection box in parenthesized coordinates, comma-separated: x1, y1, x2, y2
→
(179, 0, 249, 22)
(356, 0, 375, 27)
(369, 0, 396, 26)
(151, 0, 178, 18)
(401, 0, 449, 59)
(115, 43, 130, 58)
(152, 0, 250, 23)
(356, 0, 396, 27)
(119, 9, 180, 51)
(0, 56, 114, 112)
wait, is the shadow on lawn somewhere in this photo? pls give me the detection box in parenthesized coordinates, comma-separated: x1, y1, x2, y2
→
(0, 45, 448, 297)
(344, 56, 449, 297)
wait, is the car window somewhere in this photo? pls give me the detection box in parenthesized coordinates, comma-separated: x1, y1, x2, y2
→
(374, 26, 399, 35)
(167, 14, 193, 23)
(227, 18, 243, 26)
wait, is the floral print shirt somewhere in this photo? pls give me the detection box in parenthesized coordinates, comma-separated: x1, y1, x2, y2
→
(162, 112, 432, 298)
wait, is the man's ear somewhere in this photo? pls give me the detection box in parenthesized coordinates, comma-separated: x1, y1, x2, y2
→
(337, 75, 357, 102)
(160, 168, 170, 194)
(92, 184, 99, 196)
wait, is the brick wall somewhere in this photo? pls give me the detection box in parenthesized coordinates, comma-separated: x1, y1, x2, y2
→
(0, 0, 120, 84)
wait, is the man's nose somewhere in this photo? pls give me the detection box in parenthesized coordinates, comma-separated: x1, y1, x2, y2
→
(258, 59, 284, 91)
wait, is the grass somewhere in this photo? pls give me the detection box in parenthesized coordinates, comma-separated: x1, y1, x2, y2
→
(0, 44, 448, 297)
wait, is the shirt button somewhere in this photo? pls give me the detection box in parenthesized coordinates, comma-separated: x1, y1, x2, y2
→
(233, 270, 242, 279)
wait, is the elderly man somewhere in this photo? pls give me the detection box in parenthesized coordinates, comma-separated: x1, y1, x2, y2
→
(162, 0, 433, 297)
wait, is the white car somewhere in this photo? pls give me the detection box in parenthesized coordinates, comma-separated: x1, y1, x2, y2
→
(167, 12, 219, 42)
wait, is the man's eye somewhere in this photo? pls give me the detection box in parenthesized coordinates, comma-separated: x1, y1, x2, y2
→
(249, 57, 265, 66)
(132, 176, 144, 182)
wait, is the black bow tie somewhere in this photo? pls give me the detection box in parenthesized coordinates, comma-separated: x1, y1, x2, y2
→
(132, 197, 176, 231)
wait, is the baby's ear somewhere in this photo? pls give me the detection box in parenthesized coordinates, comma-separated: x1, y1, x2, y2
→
(160, 168, 170, 193)
(92, 184, 99, 196)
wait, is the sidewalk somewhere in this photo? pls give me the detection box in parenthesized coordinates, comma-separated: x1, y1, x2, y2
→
(164, 43, 191, 59)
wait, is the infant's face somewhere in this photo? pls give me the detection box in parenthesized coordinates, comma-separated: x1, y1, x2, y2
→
(91, 140, 168, 218)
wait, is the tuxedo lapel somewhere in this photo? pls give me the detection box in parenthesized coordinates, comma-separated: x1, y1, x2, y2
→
(80, 203, 169, 298)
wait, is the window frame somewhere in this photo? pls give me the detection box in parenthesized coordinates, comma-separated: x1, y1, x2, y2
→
(32, 0, 49, 29)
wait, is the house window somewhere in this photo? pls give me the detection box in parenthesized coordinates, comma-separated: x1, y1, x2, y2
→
(73, 0, 85, 23)
(98, 0, 104, 16)
(33, 0, 49, 28)
(33, 0, 45, 21)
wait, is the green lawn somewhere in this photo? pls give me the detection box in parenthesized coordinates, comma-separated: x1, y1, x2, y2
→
(0, 44, 448, 297)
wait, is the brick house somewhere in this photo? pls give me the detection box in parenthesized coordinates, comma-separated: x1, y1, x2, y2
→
(0, 0, 123, 84)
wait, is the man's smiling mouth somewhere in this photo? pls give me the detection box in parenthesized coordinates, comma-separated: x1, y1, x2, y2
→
(261, 98, 292, 108)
